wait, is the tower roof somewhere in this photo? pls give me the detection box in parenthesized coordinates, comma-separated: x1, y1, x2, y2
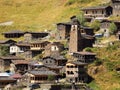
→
(111, 0, 120, 3)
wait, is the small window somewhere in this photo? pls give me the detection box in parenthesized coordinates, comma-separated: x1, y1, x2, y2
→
(50, 60, 52, 63)
(70, 66, 74, 68)
(72, 25, 76, 31)
(70, 71, 74, 74)
(67, 66, 69, 68)
(102, 10, 104, 14)
(95, 11, 97, 14)
(75, 66, 77, 68)
(67, 71, 70, 74)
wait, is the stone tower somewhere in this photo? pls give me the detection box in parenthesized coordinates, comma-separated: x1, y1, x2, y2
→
(69, 17, 83, 53)
(112, 0, 120, 16)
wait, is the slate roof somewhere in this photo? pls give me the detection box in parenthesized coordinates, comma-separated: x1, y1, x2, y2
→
(81, 34, 95, 39)
(50, 42, 64, 46)
(0, 56, 24, 60)
(2, 30, 24, 34)
(81, 26, 93, 30)
(30, 41, 50, 44)
(73, 52, 96, 55)
(56, 22, 71, 25)
(42, 56, 66, 61)
(45, 65, 63, 69)
(28, 70, 57, 76)
(0, 39, 16, 44)
(0, 77, 16, 81)
(82, 5, 111, 10)
(24, 31, 49, 34)
(112, 0, 120, 3)
(12, 60, 29, 65)
(67, 61, 88, 66)
(29, 61, 43, 66)
(53, 55, 66, 60)
(16, 42, 30, 47)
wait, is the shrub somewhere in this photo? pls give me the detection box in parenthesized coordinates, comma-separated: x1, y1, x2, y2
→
(90, 20, 100, 31)
(0, 45, 9, 56)
(76, 12, 86, 26)
(94, 59, 103, 66)
(65, 0, 75, 6)
(105, 62, 116, 71)
(106, 43, 118, 51)
(109, 22, 117, 35)
(84, 47, 93, 52)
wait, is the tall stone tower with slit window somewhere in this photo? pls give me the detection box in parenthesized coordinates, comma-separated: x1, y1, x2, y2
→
(69, 16, 83, 53)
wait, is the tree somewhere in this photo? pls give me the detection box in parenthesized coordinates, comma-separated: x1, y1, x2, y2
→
(76, 12, 86, 26)
(84, 47, 93, 52)
(109, 22, 117, 34)
(90, 20, 100, 31)
(0, 45, 9, 56)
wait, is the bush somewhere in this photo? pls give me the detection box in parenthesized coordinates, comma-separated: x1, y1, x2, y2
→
(105, 62, 116, 71)
(88, 81, 100, 90)
(106, 43, 118, 51)
(94, 59, 103, 66)
(65, 0, 75, 6)
(84, 47, 93, 52)
(109, 22, 117, 35)
(112, 71, 120, 79)
(0, 45, 9, 56)
(90, 20, 100, 31)
(76, 12, 86, 26)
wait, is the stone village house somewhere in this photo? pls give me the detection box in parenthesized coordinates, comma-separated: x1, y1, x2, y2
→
(82, 0, 120, 18)
(27, 69, 57, 84)
(0, 39, 16, 46)
(11, 60, 29, 74)
(10, 41, 50, 59)
(0, 73, 16, 88)
(56, 22, 71, 40)
(24, 32, 49, 42)
(30, 41, 50, 57)
(10, 42, 31, 59)
(0, 56, 24, 72)
(0, 39, 16, 55)
(98, 19, 120, 37)
(66, 61, 88, 83)
(44, 42, 64, 57)
(73, 52, 96, 63)
(82, 6, 113, 18)
(2, 30, 24, 38)
(40, 56, 67, 74)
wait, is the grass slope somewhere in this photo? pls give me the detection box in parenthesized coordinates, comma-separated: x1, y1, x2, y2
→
(88, 41, 120, 90)
(0, 0, 109, 40)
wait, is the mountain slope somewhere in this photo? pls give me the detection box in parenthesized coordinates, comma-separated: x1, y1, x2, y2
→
(0, 0, 110, 32)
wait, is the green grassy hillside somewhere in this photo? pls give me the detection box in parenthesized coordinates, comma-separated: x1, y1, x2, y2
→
(87, 41, 120, 90)
(0, 0, 110, 38)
